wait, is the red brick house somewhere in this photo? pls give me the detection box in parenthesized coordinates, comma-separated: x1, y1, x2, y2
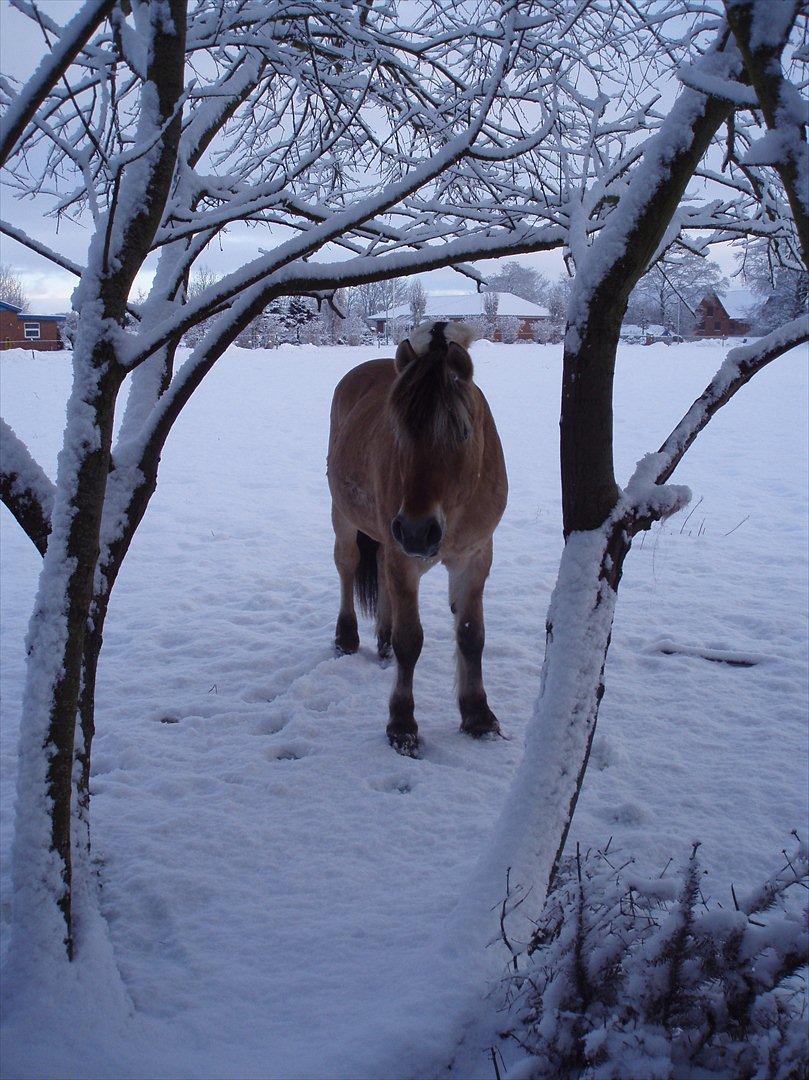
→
(0, 300, 66, 351)
(691, 290, 751, 338)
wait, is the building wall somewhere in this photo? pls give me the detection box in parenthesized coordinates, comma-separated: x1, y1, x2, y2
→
(0, 311, 64, 351)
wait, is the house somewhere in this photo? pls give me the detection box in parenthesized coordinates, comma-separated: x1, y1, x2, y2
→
(691, 290, 752, 338)
(368, 291, 552, 341)
(0, 300, 66, 351)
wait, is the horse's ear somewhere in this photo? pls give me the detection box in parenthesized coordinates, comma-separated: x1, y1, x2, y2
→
(447, 341, 473, 380)
(395, 339, 419, 373)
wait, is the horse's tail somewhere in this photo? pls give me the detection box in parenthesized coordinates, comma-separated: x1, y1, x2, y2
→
(355, 531, 379, 618)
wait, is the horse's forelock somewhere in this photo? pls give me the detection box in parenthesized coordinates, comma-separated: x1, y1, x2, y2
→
(389, 339, 474, 450)
(407, 319, 476, 358)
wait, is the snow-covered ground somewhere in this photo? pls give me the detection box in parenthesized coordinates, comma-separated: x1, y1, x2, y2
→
(1, 339, 807, 1079)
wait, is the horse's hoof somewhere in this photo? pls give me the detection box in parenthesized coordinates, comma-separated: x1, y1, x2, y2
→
(460, 709, 501, 739)
(335, 615, 359, 656)
(387, 730, 420, 757)
(377, 638, 393, 662)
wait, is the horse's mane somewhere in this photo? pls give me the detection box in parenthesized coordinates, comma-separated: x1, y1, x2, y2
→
(389, 321, 476, 449)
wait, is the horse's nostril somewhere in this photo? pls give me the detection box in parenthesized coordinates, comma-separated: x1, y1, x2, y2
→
(426, 520, 442, 549)
(393, 514, 442, 555)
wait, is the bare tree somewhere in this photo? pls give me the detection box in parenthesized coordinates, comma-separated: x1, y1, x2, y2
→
(408, 280, 428, 325)
(459, 4, 808, 970)
(485, 261, 549, 305)
(4, 0, 677, 965)
(628, 255, 729, 330)
(352, 280, 410, 324)
(739, 238, 808, 331)
(0, 0, 800, 987)
(184, 265, 221, 346)
(483, 291, 499, 338)
(0, 264, 28, 310)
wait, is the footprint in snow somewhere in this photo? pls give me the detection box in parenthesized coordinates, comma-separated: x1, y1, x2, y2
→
(590, 734, 622, 771)
(608, 801, 647, 826)
(369, 773, 417, 795)
(265, 739, 314, 762)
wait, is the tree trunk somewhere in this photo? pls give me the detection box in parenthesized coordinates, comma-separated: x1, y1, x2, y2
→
(13, 344, 123, 956)
(9, 0, 187, 961)
(461, 36, 738, 952)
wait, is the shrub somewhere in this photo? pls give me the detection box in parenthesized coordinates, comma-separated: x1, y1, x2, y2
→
(505, 839, 808, 1079)
(499, 315, 521, 343)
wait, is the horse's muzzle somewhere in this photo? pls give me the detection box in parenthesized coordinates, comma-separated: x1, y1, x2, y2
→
(391, 513, 443, 558)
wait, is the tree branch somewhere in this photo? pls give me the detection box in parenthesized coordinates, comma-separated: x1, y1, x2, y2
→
(655, 314, 809, 484)
(0, 0, 116, 167)
(725, 0, 809, 267)
(0, 221, 143, 322)
(0, 219, 86, 278)
(560, 29, 737, 533)
(0, 419, 54, 556)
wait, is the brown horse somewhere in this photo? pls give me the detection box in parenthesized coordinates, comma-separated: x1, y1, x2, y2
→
(327, 320, 508, 754)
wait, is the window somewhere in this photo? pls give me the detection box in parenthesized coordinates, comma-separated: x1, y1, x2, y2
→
(23, 322, 40, 340)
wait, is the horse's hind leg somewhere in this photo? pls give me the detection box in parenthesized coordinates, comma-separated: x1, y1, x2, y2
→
(332, 506, 360, 655)
(447, 542, 500, 737)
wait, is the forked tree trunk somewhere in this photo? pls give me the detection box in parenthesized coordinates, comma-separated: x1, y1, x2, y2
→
(40, 353, 124, 949)
(465, 34, 741, 947)
(8, 0, 187, 960)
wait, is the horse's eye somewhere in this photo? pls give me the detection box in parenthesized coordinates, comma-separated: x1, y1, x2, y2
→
(461, 423, 471, 441)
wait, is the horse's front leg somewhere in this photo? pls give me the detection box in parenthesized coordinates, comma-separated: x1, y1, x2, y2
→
(447, 542, 500, 737)
(385, 549, 423, 754)
(332, 505, 360, 655)
(376, 545, 393, 661)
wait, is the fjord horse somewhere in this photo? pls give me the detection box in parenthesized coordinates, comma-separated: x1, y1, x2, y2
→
(327, 321, 508, 754)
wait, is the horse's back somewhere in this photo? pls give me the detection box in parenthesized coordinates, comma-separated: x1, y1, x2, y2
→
(330, 358, 395, 433)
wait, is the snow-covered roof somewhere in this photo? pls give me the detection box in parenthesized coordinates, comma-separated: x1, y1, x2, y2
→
(370, 291, 551, 321)
(0, 301, 64, 319)
(719, 288, 756, 319)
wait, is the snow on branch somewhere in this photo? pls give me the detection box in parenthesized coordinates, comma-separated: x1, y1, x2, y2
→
(0, 419, 54, 556)
(567, 34, 743, 342)
(677, 62, 758, 106)
(121, 221, 568, 371)
(726, 0, 809, 265)
(611, 317, 808, 529)
(655, 314, 809, 486)
(0, 0, 116, 167)
(0, 219, 85, 279)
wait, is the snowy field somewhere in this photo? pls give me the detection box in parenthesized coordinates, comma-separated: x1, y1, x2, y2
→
(1, 339, 807, 1078)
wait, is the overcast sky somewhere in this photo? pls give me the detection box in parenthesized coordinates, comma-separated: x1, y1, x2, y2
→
(1, 1, 740, 314)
